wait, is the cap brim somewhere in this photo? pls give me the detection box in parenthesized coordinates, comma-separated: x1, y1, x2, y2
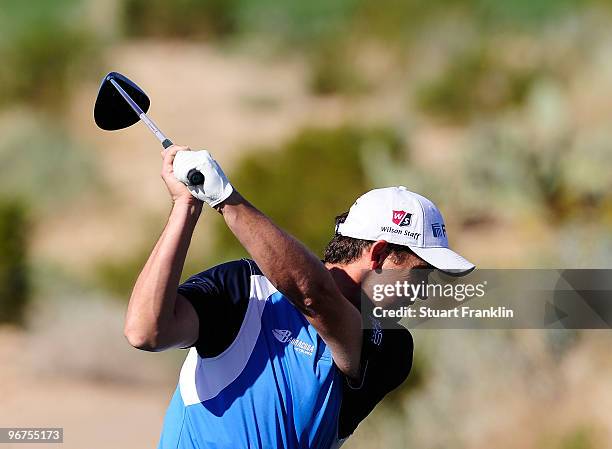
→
(409, 246, 475, 276)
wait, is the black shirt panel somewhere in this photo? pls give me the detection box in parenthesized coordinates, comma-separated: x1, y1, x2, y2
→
(178, 259, 261, 358)
(338, 323, 414, 439)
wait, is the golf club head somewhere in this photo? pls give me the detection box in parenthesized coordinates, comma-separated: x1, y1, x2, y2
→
(94, 72, 151, 131)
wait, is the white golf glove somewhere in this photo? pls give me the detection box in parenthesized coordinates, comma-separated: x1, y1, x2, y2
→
(172, 150, 233, 207)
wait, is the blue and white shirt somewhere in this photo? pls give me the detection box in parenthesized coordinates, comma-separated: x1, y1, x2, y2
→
(159, 259, 413, 449)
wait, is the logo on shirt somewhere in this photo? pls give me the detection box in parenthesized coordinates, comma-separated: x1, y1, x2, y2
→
(272, 329, 292, 343)
(392, 210, 412, 227)
(369, 318, 383, 346)
(272, 329, 314, 356)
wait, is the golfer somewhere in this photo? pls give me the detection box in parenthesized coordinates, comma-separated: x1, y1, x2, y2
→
(124, 145, 475, 448)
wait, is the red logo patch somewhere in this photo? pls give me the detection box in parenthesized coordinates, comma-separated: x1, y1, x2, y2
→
(392, 210, 406, 225)
(392, 210, 412, 227)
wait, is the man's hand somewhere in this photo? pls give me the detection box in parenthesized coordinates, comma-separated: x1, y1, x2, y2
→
(173, 149, 233, 207)
(161, 145, 202, 206)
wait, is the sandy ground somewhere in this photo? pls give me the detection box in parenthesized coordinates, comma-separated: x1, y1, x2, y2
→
(0, 326, 172, 449)
(1, 377, 170, 449)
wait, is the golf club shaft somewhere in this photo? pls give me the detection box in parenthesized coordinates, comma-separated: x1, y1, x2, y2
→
(109, 79, 173, 149)
(107, 76, 203, 185)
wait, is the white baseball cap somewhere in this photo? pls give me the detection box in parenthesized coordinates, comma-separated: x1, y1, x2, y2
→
(336, 186, 475, 275)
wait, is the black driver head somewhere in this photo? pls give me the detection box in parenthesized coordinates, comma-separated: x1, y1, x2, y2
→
(94, 72, 151, 131)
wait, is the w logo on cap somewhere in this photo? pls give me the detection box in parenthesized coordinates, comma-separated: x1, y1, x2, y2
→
(392, 210, 412, 227)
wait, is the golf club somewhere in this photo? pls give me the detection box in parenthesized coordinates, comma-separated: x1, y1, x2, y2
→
(94, 71, 204, 186)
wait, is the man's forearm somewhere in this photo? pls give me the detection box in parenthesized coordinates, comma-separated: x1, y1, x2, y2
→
(124, 201, 201, 349)
(217, 192, 338, 314)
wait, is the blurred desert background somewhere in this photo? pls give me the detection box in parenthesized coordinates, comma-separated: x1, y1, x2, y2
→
(1, 0, 612, 448)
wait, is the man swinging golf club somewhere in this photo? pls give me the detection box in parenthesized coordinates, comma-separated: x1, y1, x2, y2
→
(124, 145, 475, 449)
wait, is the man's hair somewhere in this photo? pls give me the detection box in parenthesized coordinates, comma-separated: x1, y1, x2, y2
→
(323, 212, 417, 265)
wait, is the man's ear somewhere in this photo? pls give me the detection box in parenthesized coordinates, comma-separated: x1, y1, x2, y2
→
(368, 240, 390, 270)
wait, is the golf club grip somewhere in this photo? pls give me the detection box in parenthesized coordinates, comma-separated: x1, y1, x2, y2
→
(162, 139, 173, 149)
(186, 169, 205, 186)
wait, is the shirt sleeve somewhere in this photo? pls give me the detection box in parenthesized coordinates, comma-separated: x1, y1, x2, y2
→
(178, 258, 258, 358)
(337, 324, 414, 439)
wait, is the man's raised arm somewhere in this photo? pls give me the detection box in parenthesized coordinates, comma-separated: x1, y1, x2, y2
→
(220, 192, 362, 378)
(123, 146, 201, 351)
(172, 150, 363, 378)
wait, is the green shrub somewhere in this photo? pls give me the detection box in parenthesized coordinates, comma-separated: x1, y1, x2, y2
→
(460, 121, 612, 224)
(94, 233, 210, 298)
(212, 125, 403, 261)
(352, 0, 448, 44)
(120, 0, 608, 44)
(307, 40, 369, 96)
(94, 251, 148, 299)
(471, 0, 585, 26)
(559, 427, 594, 449)
(0, 116, 100, 213)
(0, 0, 100, 108)
(352, 0, 606, 42)
(0, 198, 30, 325)
(417, 46, 539, 122)
(235, 0, 360, 44)
(122, 0, 241, 39)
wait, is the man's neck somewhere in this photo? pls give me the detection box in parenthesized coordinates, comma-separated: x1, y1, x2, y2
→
(325, 262, 363, 308)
